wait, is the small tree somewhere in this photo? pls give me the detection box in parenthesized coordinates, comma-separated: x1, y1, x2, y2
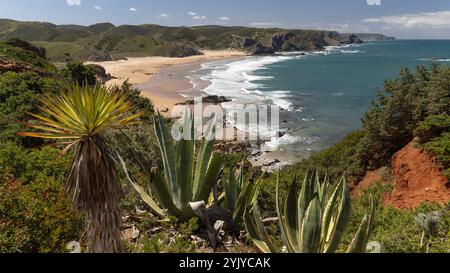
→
(19, 84, 142, 253)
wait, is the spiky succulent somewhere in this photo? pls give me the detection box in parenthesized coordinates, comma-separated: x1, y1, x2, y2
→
(122, 110, 222, 221)
(244, 171, 376, 253)
(222, 163, 262, 224)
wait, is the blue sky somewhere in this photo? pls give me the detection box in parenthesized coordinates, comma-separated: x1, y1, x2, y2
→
(1, 0, 450, 38)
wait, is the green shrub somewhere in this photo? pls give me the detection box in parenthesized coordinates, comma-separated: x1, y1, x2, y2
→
(0, 174, 82, 253)
(0, 142, 83, 253)
(423, 132, 450, 179)
(346, 183, 450, 253)
(61, 62, 97, 86)
(415, 114, 450, 142)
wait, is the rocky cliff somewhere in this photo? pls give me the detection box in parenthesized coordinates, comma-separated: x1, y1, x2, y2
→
(234, 31, 364, 55)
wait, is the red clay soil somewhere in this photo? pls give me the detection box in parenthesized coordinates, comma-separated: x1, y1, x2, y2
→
(353, 142, 450, 209)
(351, 168, 385, 198)
(384, 142, 450, 209)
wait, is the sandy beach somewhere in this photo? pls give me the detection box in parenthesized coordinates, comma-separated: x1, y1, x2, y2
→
(88, 50, 247, 111)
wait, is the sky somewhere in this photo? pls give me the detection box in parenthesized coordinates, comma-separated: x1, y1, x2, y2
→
(0, 0, 450, 38)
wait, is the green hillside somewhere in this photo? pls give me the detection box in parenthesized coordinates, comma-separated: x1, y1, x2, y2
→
(0, 19, 374, 62)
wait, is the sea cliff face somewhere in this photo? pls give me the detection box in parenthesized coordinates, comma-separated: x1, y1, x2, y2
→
(233, 31, 365, 55)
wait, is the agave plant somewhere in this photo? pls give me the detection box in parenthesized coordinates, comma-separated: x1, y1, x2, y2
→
(244, 171, 376, 253)
(222, 163, 262, 224)
(18, 84, 142, 253)
(123, 110, 222, 221)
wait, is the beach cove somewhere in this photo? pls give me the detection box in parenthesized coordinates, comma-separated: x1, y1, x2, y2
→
(89, 50, 247, 112)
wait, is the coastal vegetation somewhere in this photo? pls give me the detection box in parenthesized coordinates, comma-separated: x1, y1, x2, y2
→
(244, 172, 376, 253)
(0, 37, 449, 253)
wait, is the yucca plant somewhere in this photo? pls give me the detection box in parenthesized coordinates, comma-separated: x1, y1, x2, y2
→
(18, 84, 142, 253)
(123, 110, 222, 221)
(244, 171, 376, 253)
(222, 163, 262, 225)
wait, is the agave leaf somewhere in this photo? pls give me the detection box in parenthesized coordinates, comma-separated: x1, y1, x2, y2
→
(188, 201, 218, 248)
(300, 195, 322, 253)
(194, 152, 222, 202)
(243, 210, 272, 253)
(232, 176, 262, 224)
(284, 175, 300, 252)
(224, 166, 238, 212)
(275, 172, 296, 253)
(319, 173, 329, 206)
(298, 171, 315, 226)
(251, 201, 277, 253)
(193, 117, 216, 197)
(175, 110, 195, 207)
(149, 170, 182, 217)
(231, 167, 263, 223)
(323, 177, 351, 253)
(118, 155, 166, 218)
(153, 112, 180, 209)
(347, 197, 376, 253)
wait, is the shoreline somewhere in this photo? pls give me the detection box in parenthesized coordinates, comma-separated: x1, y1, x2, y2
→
(89, 50, 247, 112)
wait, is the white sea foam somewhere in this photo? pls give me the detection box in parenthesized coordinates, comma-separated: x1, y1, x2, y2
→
(195, 44, 361, 152)
(201, 55, 294, 108)
(419, 58, 450, 62)
(262, 135, 320, 151)
(340, 49, 363, 54)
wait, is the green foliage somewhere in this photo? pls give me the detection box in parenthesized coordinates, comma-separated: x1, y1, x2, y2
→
(361, 64, 450, 170)
(347, 183, 450, 253)
(222, 163, 262, 224)
(414, 114, 450, 179)
(0, 144, 82, 253)
(123, 111, 222, 221)
(244, 172, 375, 253)
(111, 80, 155, 123)
(414, 114, 450, 142)
(125, 218, 199, 253)
(0, 40, 55, 72)
(422, 133, 450, 179)
(61, 62, 97, 86)
(0, 71, 60, 143)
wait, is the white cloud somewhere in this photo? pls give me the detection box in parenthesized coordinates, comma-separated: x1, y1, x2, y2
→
(157, 13, 171, 19)
(219, 16, 230, 21)
(364, 10, 450, 29)
(193, 15, 207, 20)
(366, 0, 382, 6)
(188, 11, 197, 16)
(66, 0, 81, 6)
(94, 5, 102, 10)
(129, 7, 138, 12)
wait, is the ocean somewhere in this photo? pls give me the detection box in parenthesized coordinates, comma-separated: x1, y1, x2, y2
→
(189, 40, 450, 164)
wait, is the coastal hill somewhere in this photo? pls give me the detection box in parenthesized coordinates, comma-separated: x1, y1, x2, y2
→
(0, 19, 394, 62)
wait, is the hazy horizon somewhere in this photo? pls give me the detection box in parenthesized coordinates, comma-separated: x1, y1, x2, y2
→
(0, 0, 450, 39)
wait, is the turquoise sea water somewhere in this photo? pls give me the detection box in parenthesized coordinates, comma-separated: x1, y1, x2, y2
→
(193, 40, 450, 162)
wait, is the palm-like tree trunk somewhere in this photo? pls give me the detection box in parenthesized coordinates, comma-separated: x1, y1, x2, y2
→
(67, 137, 123, 253)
